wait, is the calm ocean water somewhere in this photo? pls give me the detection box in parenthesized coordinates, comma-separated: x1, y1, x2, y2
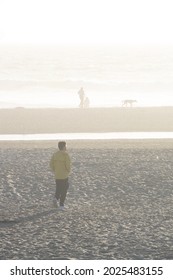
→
(1, 132, 173, 141)
(0, 45, 173, 108)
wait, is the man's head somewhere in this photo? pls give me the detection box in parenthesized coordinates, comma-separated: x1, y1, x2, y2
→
(58, 141, 67, 151)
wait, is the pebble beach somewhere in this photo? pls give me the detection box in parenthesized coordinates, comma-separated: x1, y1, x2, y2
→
(1, 139, 173, 260)
(0, 107, 173, 259)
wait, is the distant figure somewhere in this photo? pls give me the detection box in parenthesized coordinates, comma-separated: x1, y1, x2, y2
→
(84, 96, 90, 108)
(122, 100, 137, 107)
(78, 87, 85, 108)
(50, 141, 71, 211)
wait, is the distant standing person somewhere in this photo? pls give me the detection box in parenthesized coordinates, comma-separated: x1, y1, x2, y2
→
(78, 87, 85, 108)
(50, 141, 71, 210)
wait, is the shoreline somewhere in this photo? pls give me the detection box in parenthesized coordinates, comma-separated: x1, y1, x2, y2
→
(1, 107, 173, 134)
(0, 138, 173, 149)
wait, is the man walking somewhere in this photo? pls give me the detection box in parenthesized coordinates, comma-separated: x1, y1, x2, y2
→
(78, 87, 85, 108)
(50, 141, 71, 210)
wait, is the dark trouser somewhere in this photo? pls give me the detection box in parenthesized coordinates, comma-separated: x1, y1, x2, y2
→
(55, 178, 69, 206)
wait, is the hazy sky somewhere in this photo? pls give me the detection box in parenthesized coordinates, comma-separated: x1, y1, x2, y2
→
(0, 0, 173, 45)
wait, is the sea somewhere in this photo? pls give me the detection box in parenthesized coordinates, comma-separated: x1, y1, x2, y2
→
(1, 44, 173, 140)
(1, 132, 173, 141)
(0, 44, 173, 108)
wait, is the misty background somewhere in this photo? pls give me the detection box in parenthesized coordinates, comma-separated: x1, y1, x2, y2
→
(0, 0, 173, 108)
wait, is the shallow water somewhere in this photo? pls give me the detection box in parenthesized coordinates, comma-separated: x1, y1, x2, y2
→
(1, 132, 173, 141)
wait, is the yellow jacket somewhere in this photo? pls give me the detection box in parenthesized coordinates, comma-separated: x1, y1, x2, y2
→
(50, 150, 71, 179)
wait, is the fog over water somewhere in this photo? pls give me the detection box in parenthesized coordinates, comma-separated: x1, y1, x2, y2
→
(1, 45, 173, 108)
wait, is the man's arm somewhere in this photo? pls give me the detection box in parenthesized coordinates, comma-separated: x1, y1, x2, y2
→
(65, 154, 71, 174)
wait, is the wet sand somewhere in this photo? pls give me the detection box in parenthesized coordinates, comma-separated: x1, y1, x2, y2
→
(1, 107, 173, 133)
(0, 140, 173, 260)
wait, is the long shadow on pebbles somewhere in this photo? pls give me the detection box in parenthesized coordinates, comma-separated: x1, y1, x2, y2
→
(0, 209, 57, 227)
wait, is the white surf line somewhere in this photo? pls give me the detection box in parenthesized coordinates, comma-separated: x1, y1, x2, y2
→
(0, 132, 173, 140)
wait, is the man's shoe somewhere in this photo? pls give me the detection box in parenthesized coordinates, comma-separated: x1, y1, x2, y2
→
(59, 206, 65, 211)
